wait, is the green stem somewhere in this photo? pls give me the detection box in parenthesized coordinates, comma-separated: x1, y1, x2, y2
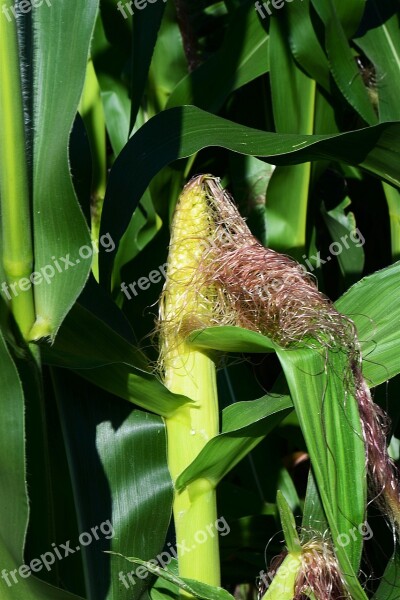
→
(165, 346, 220, 587)
(161, 177, 222, 590)
(0, 2, 35, 338)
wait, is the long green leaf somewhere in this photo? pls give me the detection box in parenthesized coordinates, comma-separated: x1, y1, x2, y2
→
(285, 0, 330, 91)
(335, 260, 400, 386)
(175, 395, 292, 490)
(52, 369, 173, 600)
(276, 491, 301, 554)
(267, 13, 315, 251)
(99, 105, 400, 285)
(187, 326, 275, 353)
(31, 0, 99, 341)
(130, 0, 166, 128)
(0, 326, 83, 600)
(311, 0, 377, 125)
(276, 345, 367, 599)
(372, 550, 400, 599)
(42, 302, 191, 417)
(111, 556, 234, 600)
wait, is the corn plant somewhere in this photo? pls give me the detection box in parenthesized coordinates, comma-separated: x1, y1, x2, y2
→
(1, 1, 400, 600)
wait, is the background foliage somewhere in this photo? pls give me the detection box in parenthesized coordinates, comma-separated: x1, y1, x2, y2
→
(0, 0, 400, 599)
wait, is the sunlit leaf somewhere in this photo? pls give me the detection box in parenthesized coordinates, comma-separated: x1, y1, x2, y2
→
(99, 105, 400, 285)
(335, 260, 400, 386)
(31, 0, 99, 340)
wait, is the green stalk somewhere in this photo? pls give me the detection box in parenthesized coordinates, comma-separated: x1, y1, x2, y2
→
(0, 3, 35, 338)
(166, 349, 220, 585)
(161, 179, 220, 587)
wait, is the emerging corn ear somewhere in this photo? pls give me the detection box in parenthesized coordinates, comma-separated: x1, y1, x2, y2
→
(260, 535, 352, 600)
(159, 176, 220, 586)
(159, 175, 400, 589)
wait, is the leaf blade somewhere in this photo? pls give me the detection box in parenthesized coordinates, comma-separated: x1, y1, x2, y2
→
(335, 261, 400, 386)
(175, 395, 293, 490)
(99, 105, 400, 285)
(31, 0, 99, 340)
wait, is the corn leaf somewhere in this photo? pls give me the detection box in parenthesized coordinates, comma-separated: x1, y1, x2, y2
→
(371, 550, 400, 599)
(276, 345, 367, 599)
(267, 13, 315, 251)
(0, 326, 84, 600)
(42, 302, 191, 417)
(111, 555, 234, 600)
(130, 0, 167, 128)
(320, 197, 365, 278)
(52, 370, 173, 600)
(284, 0, 330, 91)
(325, 20, 377, 126)
(187, 326, 275, 353)
(335, 260, 400, 386)
(99, 105, 400, 285)
(175, 395, 293, 490)
(276, 491, 301, 554)
(31, 0, 99, 340)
